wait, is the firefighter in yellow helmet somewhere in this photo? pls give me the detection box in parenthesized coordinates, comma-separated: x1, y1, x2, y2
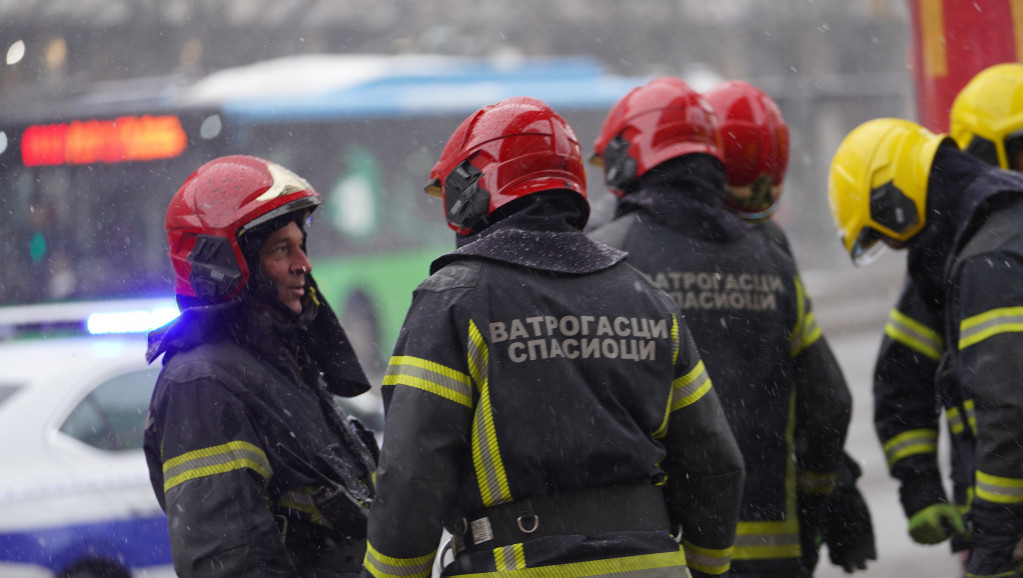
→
(871, 63, 1023, 571)
(950, 62, 1023, 171)
(829, 117, 1023, 578)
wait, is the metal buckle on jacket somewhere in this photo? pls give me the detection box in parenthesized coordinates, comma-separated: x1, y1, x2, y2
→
(516, 500, 539, 534)
(516, 514, 539, 533)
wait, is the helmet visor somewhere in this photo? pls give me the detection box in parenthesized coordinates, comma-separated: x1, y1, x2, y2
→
(965, 134, 1000, 167)
(1004, 129, 1023, 171)
(848, 226, 889, 267)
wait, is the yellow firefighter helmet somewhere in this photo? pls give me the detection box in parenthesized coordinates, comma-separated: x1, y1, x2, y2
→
(828, 118, 950, 265)
(950, 62, 1023, 170)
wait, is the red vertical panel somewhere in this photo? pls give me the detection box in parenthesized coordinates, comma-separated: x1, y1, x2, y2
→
(908, 0, 1020, 133)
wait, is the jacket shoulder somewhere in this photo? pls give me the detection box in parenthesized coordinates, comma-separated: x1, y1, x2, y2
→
(157, 339, 253, 385)
(417, 259, 482, 293)
(587, 212, 642, 250)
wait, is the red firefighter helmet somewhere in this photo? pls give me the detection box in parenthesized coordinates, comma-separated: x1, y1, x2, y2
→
(165, 155, 322, 303)
(704, 80, 790, 220)
(424, 96, 588, 235)
(591, 76, 723, 197)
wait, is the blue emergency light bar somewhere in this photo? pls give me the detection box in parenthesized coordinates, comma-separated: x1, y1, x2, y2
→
(86, 306, 180, 335)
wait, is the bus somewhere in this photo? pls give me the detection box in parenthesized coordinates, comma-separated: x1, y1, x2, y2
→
(0, 53, 651, 374)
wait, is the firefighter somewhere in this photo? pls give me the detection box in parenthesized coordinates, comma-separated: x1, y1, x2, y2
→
(362, 96, 745, 578)
(704, 79, 876, 575)
(587, 76, 852, 578)
(144, 155, 378, 577)
(829, 118, 1023, 578)
(865, 63, 1023, 564)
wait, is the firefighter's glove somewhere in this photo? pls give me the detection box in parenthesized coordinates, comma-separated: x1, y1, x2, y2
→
(908, 503, 965, 545)
(822, 484, 876, 573)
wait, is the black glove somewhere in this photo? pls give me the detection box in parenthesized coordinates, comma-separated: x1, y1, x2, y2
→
(820, 454, 876, 573)
(822, 484, 877, 572)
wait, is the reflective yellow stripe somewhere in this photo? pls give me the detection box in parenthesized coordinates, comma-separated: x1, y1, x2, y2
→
(384, 355, 474, 407)
(493, 544, 527, 571)
(919, 0, 948, 77)
(469, 320, 512, 507)
(946, 400, 976, 436)
(790, 277, 821, 356)
(682, 540, 731, 575)
(735, 389, 801, 561)
(976, 470, 1023, 504)
(653, 316, 683, 439)
(965, 571, 1019, 578)
(669, 360, 712, 412)
(163, 440, 271, 493)
(277, 488, 331, 527)
(883, 429, 938, 468)
(797, 470, 837, 495)
(455, 549, 687, 577)
(733, 520, 801, 560)
(960, 306, 1023, 349)
(364, 541, 434, 578)
(885, 309, 943, 360)
(671, 315, 680, 366)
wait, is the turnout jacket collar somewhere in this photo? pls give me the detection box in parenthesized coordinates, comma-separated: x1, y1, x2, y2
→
(615, 156, 750, 243)
(148, 275, 370, 397)
(910, 146, 1023, 302)
(433, 196, 626, 275)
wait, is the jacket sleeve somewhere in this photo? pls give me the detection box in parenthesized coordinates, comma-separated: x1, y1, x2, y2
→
(873, 275, 948, 518)
(144, 372, 297, 578)
(363, 288, 475, 578)
(660, 317, 745, 577)
(791, 277, 852, 491)
(955, 254, 1023, 575)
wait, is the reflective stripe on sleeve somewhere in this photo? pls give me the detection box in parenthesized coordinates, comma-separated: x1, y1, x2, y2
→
(682, 540, 732, 575)
(162, 440, 271, 493)
(790, 277, 822, 357)
(884, 309, 944, 360)
(883, 429, 938, 469)
(364, 541, 434, 578)
(468, 320, 513, 507)
(383, 355, 474, 408)
(946, 400, 977, 436)
(975, 470, 1023, 505)
(959, 306, 1023, 350)
(669, 360, 712, 412)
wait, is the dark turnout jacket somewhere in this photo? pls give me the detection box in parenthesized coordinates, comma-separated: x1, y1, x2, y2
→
(363, 202, 745, 578)
(588, 160, 852, 577)
(874, 146, 1023, 577)
(144, 287, 374, 578)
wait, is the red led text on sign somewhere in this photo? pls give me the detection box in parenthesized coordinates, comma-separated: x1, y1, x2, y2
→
(21, 115, 188, 167)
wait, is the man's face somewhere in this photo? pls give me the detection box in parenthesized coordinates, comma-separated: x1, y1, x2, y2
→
(258, 220, 312, 314)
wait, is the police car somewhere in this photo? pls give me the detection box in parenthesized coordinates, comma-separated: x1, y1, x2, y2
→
(0, 301, 383, 577)
(0, 326, 172, 578)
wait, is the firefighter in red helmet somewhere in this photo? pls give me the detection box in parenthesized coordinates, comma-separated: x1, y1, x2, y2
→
(588, 77, 853, 578)
(144, 155, 377, 577)
(705, 79, 877, 575)
(363, 96, 745, 578)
